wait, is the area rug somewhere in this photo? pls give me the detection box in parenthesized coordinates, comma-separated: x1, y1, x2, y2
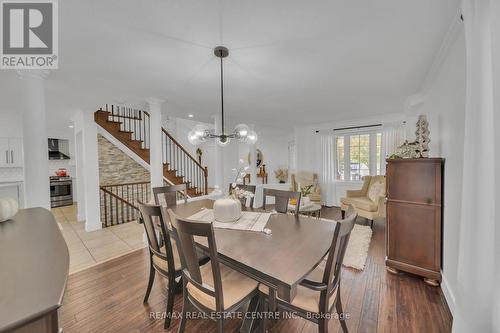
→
(342, 224, 373, 270)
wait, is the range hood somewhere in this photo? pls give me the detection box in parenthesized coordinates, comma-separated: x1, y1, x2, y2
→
(48, 138, 70, 160)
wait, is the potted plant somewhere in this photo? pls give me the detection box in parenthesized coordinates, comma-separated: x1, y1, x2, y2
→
(196, 148, 203, 164)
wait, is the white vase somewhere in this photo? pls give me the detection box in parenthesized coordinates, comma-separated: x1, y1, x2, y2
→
(213, 198, 242, 223)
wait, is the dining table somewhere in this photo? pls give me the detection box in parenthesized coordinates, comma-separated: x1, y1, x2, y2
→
(167, 199, 337, 332)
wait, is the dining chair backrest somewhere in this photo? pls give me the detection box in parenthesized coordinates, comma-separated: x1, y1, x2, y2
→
(262, 188, 301, 215)
(167, 209, 225, 312)
(138, 201, 176, 271)
(321, 206, 357, 303)
(153, 184, 188, 208)
(228, 183, 256, 207)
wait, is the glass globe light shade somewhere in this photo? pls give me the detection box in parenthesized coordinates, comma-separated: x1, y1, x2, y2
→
(192, 124, 209, 141)
(245, 130, 258, 145)
(187, 130, 203, 145)
(234, 124, 250, 141)
(216, 136, 231, 147)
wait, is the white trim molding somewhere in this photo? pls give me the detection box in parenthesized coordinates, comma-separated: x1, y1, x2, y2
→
(440, 272, 456, 316)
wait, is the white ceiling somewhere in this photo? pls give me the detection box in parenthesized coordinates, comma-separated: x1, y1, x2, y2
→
(0, 0, 460, 128)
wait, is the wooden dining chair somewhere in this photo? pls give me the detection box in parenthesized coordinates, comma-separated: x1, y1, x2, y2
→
(228, 183, 256, 207)
(138, 202, 183, 329)
(167, 209, 259, 333)
(259, 208, 357, 333)
(262, 188, 301, 216)
(153, 184, 188, 207)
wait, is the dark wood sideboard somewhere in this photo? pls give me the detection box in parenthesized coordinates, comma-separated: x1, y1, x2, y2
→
(0, 208, 69, 333)
(385, 158, 444, 286)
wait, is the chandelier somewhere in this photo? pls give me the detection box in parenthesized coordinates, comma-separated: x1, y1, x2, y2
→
(188, 46, 257, 147)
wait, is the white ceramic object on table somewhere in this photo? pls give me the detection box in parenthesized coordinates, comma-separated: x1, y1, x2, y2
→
(0, 197, 18, 222)
(213, 198, 242, 223)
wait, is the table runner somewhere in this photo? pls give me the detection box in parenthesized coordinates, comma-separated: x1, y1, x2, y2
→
(188, 208, 271, 232)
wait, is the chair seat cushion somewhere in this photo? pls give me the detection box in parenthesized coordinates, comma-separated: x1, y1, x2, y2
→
(187, 262, 258, 310)
(259, 265, 337, 313)
(152, 241, 182, 272)
(340, 197, 377, 212)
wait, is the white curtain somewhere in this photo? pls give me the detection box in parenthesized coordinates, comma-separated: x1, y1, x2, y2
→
(381, 122, 406, 157)
(381, 122, 406, 174)
(320, 135, 336, 206)
(453, 1, 499, 332)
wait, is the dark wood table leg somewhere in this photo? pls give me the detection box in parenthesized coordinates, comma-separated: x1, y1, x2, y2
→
(239, 294, 261, 333)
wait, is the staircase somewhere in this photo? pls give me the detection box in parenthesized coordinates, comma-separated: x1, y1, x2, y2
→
(95, 104, 208, 198)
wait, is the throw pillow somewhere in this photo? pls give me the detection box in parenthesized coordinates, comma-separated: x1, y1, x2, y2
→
(367, 182, 385, 203)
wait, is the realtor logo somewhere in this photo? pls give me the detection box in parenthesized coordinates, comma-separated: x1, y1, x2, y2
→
(1, 0, 58, 69)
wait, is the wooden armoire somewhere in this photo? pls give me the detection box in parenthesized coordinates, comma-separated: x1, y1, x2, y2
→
(385, 158, 444, 286)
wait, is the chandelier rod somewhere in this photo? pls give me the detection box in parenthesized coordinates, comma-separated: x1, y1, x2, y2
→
(219, 50, 225, 135)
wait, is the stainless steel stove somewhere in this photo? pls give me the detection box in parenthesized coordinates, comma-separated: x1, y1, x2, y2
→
(50, 176, 73, 208)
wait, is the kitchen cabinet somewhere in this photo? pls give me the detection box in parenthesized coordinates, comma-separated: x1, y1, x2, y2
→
(0, 139, 9, 167)
(0, 137, 24, 167)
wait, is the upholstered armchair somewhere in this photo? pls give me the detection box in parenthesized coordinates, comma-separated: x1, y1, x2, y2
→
(340, 175, 386, 228)
(291, 171, 321, 203)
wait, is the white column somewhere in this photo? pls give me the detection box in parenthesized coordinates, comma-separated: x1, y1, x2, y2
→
(74, 111, 101, 231)
(249, 125, 257, 185)
(147, 98, 164, 188)
(17, 70, 50, 209)
(213, 114, 224, 192)
(74, 126, 86, 222)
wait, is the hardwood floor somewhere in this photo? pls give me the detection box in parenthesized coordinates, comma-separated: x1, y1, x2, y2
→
(59, 207, 452, 333)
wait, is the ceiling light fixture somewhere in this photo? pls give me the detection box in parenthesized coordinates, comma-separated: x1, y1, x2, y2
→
(188, 114, 194, 118)
(188, 46, 257, 147)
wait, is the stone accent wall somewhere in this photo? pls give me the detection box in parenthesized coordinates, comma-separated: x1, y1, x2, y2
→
(97, 134, 149, 185)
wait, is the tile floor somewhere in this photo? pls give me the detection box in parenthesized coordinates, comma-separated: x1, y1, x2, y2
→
(52, 204, 146, 274)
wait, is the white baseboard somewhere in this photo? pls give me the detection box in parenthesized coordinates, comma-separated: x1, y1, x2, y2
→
(440, 272, 456, 316)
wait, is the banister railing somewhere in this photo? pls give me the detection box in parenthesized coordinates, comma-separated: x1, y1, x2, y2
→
(100, 104, 150, 149)
(99, 104, 208, 196)
(161, 128, 208, 195)
(99, 181, 150, 227)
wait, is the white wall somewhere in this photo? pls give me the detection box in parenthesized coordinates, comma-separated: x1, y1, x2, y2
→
(238, 126, 291, 185)
(408, 31, 466, 314)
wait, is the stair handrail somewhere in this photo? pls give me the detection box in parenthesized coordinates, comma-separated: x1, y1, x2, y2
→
(100, 185, 139, 209)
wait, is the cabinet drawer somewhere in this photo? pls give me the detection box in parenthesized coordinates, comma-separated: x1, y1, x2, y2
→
(387, 201, 441, 271)
(386, 161, 441, 204)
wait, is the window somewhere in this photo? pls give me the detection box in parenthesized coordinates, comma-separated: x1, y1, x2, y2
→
(335, 130, 382, 181)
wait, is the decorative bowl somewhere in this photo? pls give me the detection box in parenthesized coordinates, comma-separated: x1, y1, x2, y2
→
(213, 198, 241, 223)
